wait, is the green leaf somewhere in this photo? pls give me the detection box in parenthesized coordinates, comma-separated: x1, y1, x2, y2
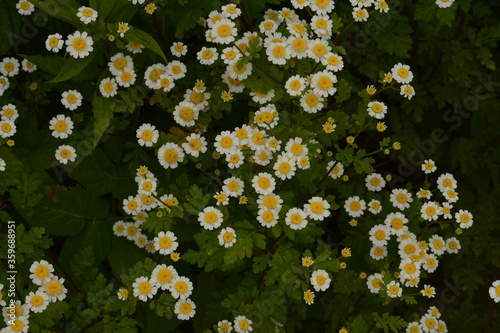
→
(373, 312, 407, 333)
(0, 0, 22, 56)
(30, 0, 80, 25)
(29, 188, 107, 236)
(93, 96, 116, 148)
(47, 50, 98, 83)
(335, 78, 352, 104)
(124, 27, 167, 62)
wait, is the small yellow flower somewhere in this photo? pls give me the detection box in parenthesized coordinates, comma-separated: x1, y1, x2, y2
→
(170, 252, 180, 262)
(302, 256, 314, 267)
(327, 117, 335, 123)
(340, 262, 347, 269)
(392, 142, 401, 150)
(323, 122, 336, 133)
(7, 139, 15, 147)
(376, 122, 387, 132)
(359, 272, 367, 279)
(221, 91, 233, 102)
(108, 34, 115, 42)
(339, 328, 348, 333)
(455, 228, 463, 235)
(341, 248, 351, 258)
(385, 174, 392, 181)
(145, 3, 157, 14)
(239, 196, 248, 204)
(349, 219, 357, 227)
(156, 211, 163, 217)
(212, 152, 221, 160)
(346, 136, 355, 144)
(29, 82, 38, 90)
(342, 175, 349, 182)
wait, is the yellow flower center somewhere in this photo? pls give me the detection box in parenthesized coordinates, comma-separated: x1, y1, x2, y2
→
(175, 281, 187, 293)
(397, 67, 409, 78)
(72, 37, 87, 51)
(55, 120, 68, 132)
(163, 148, 178, 163)
(159, 236, 172, 249)
(138, 281, 152, 294)
(204, 212, 217, 224)
(291, 213, 302, 224)
(45, 280, 63, 296)
(223, 232, 234, 242)
(31, 295, 44, 306)
(375, 230, 386, 240)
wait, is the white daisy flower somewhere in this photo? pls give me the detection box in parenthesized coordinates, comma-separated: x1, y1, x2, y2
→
(211, 18, 237, 44)
(322, 52, 344, 72)
(61, 89, 83, 110)
(256, 208, 279, 228)
(108, 53, 134, 76)
(442, 188, 459, 203)
(197, 47, 219, 65)
(218, 227, 237, 248)
(274, 153, 296, 180)
(390, 188, 413, 210)
(214, 130, 239, 154)
(455, 209, 473, 229)
(132, 276, 158, 302)
(222, 177, 244, 197)
(65, 31, 94, 58)
(385, 212, 409, 236)
(369, 245, 388, 260)
(400, 84, 415, 99)
(428, 234, 446, 256)
(144, 63, 167, 89)
(436, 0, 455, 8)
(420, 202, 442, 221)
(309, 0, 335, 14)
(0, 57, 20, 77)
(367, 273, 384, 293)
(0, 119, 16, 138)
(166, 60, 187, 80)
(116, 68, 137, 87)
(112, 220, 127, 237)
(310, 70, 337, 97)
(226, 148, 245, 168)
(29, 260, 54, 285)
(367, 101, 388, 119)
(234, 315, 252, 333)
(285, 75, 307, 96)
(170, 276, 193, 299)
(353, 7, 369, 22)
(153, 231, 178, 255)
(391, 63, 413, 84)
(300, 90, 324, 113)
(198, 206, 223, 230)
(344, 196, 366, 218)
(252, 173, 276, 195)
(285, 207, 308, 230)
(25, 291, 50, 313)
(0, 158, 6, 171)
(399, 258, 421, 280)
(386, 280, 402, 298)
(368, 199, 383, 215)
(49, 114, 73, 139)
(55, 145, 77, 165)
(45, 33, 64, 52)
(157, 142, 184, 169)
(21, 59, 37, 72)
(151, 264, 178, 290)
(310, 269, 331, 292)
(308, 38, 330, 61)
(422, 253, 439, 273)
(375, 1, 390, 12)
(436, 173, 457, 191)
(311, 14, 332, 37)
(257, 194, 283, 212)
(126, 41, 144, 53)
(182, 133, 208, 157)
(369, 224, 390, 246)
(217, 320, 233, 333)
(122, 195, 140, 215)
(488, 280, 500, 303)
(326, 160, 344, 179)
(16, 0, 35, 15)
(99, 77, 118, 97)
(173, 101, 199, 127)
(174, 298, 196, 320)
(171, 42, 187, 57)
(304, 196, 330, 221)
(445, 237, 461, 254)
(39, 276, 67, 302)
(77, 6, 98, 24)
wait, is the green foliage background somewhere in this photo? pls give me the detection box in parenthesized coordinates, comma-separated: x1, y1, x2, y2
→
(0, 0, 499, 332)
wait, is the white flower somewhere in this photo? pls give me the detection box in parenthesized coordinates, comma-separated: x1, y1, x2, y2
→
(22, 59, 37, 72)
(367, 273, 384, 293)
(46, 33, 64, 52)
(308, 38, 331, 61)
(99, 77, 118, 97)
(175, 298, 196, 320)
(385, 212, 408, 236)
(344, 196, 366, 218)
(0, 158, 5, 171)
(422, 253, 439, 273)
(436, 173, 457, 191)
(367, 101, 388, 119)
(428, 234, 446, 256)
(226, 61, 252, 80)
(66, 31, 94, 58)
(122, 195, 140, 215)
(274, 153, 296, 180)
(304, 196, 330, 221)
(218, 227, 237, 248)
(0, 57, 20, 77)
(154, 231, 178, 255)
(16, 0, 35, 15)
(489, 280, 500, 303)
(226, 148, 245, 168)
(214, 130, 239, 154)
(455, 209, 473, 229)
(257, 208, 279, 228)
(369, 245, 387, 260)
(375, 1, 390, 13)
(285, 207, 308, 230)
(390, 188, 413, 210)
(136, 123, 159, 147)
(266, 41, 291, 65)
(182, 133, 207, 157)
(126, 41, 144, 53)
(166, 60, 187, 80)
(217, 320, 233, 333)
(420, 202, 442, 221)
(211, 18, 237, 44)
(171, 42, 187, 57)
(386, 281, 402, 298)
(223, 177, 244, 197)
(173, 101, 199, 127)
(151, 264, 178, 290)
(322, 52, 344, 72)
(170, 276, 193, 299)
(309, 0, 335, 14)
(112, 220, 127, 237)
(365, 173, 386, 191)
(197, 47, 219, 65)
(116, 68, 137, 87)
(391, 63, 413, 84)
(55, 145, 77, 164)
(158, 73, 175, 92)
(49, 114, 73, 139)
(0, 119, 16, 138)
(310, 70, 337, 97)
(436, 0, 455, 8)
(25, 291, 50, 313)
(144, 63, 167, 89)
(400, 84, 415, 99)
(310, 269, 331, 292)
(29, 260, 54, 285)
(61, 89, 83, 110)
(445, 237, 461, 254)
(285, 75, 307, 96)
(399, 258, 421, 280)
(252, 172, 276, 195)
(39, 276, 67, 302)
(77, 6, 98, 24)
(133, 276, 158, 302)
(198, 206, 223, 230)
(234, 315, 253, 333)
(158, 142, 184, 169)
(369, 224, 390, 246)
(353, 7, 369, 22)
(108, 53, 134, 76)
